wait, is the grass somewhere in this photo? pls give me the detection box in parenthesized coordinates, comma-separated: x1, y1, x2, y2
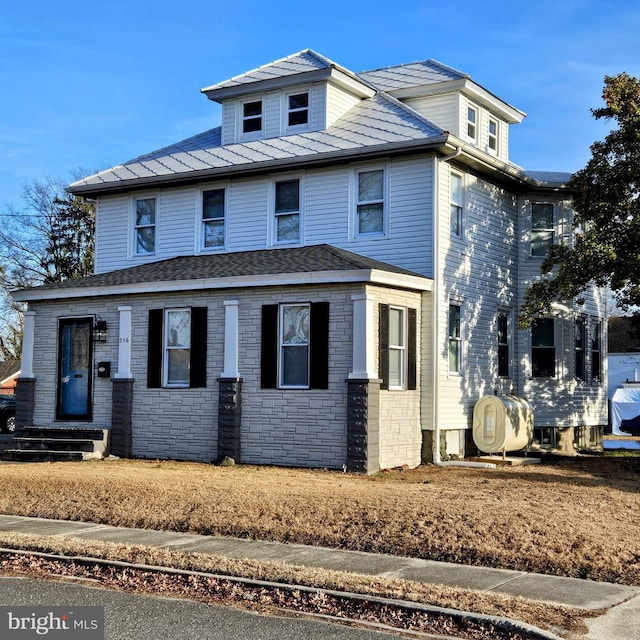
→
(0, 453, 638, 585)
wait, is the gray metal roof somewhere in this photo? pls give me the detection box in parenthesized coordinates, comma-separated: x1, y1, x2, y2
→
(202, 49, 336, 93)
(524, 171, 573, 187)
(14, 244, 427, 299)
(69, 93, 447, 195)
(358, 59, 467, 92)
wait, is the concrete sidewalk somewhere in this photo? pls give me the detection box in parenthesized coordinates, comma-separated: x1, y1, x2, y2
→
(0, 514, 637, 639)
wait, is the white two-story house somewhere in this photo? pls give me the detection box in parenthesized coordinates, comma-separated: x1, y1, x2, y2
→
(12, 50, 607, 471)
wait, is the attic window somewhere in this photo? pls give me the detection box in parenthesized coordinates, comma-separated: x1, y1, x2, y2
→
(242, 100, 262, 134)
(288, 93, 309, 127)
(488, 119, 498, 152)
(467, 106, 477, 141)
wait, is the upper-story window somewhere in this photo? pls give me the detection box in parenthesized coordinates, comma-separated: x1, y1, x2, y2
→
(287, 92, 309, 127)
(242, 100, 263, 134)
(467, 106, 478, 141)
(488, 118, 498, 153)
(133, 196, 156, 255)
(201, 188, 225, 250)
(355, 168, 385, 236)
(531, 203, 555, 257)
(450, 172, 463, 237)
(274, 178, 301, 243)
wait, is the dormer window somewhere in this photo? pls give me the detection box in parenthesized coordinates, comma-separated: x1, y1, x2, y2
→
(242, 100, 263, 134)
(467, 106, 477, 141)
(488, 118, 498, 152)
(287, 92, 309, 127)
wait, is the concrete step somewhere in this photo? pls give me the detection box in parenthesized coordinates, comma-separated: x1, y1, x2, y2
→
(10, 437, 96, 452)
(0, 426, 109, 462)
(1, 449, 85, 462)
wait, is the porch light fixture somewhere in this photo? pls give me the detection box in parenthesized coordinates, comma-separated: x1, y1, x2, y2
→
(93, 317, 108, 342)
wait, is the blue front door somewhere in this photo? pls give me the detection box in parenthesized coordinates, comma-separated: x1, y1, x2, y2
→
(57, 318, 92, 419)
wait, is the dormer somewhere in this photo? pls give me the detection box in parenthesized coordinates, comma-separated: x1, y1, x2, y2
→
(359, 60, 525, 162)
(201, 50, 375, 146)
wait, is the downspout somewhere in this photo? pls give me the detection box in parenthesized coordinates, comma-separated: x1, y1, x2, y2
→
(431, 147, 494, 469)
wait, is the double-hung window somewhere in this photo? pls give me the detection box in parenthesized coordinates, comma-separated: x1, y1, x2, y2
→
(379, 304, 416, 390)
(356, 168, 385, 236)
(497, 311, 510, 378)
(448, 304, 462, 374)
(242, 100, 262, 134)
(450, 172, 463, 237)
(488, 119, 498, 153)
(147, 307, 207, 389)
(287, 92, 309, 127)
(202, 188, 225, 249)
(531, 203, 555, 257)
(280, 304, 310, 388)
(532, 318, 555, 378)
(164, 309, 191, 387)
(575, 318, 586, 381)
(261, 302, 329, 390)
(134, 197, 156, 255)
(274, 179, 300, 243)
(467, 106, 478, 141)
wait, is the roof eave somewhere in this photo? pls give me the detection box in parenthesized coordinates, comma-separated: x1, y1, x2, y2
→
(12, 269, 433, 302)
(202, 67, 375, 102)
(67, 136, 450, 198)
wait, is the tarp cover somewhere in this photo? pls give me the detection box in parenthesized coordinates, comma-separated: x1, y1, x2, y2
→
(610, 386, 640, 434)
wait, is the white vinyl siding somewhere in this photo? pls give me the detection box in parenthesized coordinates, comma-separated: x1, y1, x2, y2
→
(404, 93, 459, 135)
(94, 156, 435, 280)
(326, 82, 361, 128)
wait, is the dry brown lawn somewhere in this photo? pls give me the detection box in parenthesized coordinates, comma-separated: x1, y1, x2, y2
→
(0, 454, 638, 585)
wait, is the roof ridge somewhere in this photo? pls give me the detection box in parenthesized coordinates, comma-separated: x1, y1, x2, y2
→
(360, 58, 467, 79)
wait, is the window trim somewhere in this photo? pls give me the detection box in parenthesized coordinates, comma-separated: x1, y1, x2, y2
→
(531, 318, 556, 379)
(450, 171, 464, 238)
(575, 317, 586, 381)
(285, 90, 310, 132)
(448, 303, 462, 375)
(271, 175, 303, 246)
(591, 320, 602, 383)
(466, 104, 478, 142)
(388, 306, 406, 390)
(497, 309, 512, 379)
(488, 118, 498, 154)
(279, 303, 311, 389)
(163, 308, 191, 388)
(352, 165, 388, 238)
(131, 194, 158, 257)
(239, 97, 264, 140)
(197, 185, 227, 252)
(530, 202, 555, 258)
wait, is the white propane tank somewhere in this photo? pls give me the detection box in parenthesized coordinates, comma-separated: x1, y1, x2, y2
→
(472, 395, 534, 454)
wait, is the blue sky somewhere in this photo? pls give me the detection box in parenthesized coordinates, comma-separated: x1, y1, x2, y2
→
(1, 0, 639, 210)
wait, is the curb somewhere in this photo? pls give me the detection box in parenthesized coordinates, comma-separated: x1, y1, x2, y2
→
(0, 546, 564, 640)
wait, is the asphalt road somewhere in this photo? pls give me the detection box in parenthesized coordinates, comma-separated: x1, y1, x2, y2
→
(0, 576, 406, 640)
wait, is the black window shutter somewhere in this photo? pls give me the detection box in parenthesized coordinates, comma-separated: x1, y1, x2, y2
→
(147, 309, 163, 388)
(379, 304, 389, 390)
(407, 307, 417, 390)
(190, 307, 207, 388)
(261, 305, 278, 389)
(309, 302, 329, 389)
